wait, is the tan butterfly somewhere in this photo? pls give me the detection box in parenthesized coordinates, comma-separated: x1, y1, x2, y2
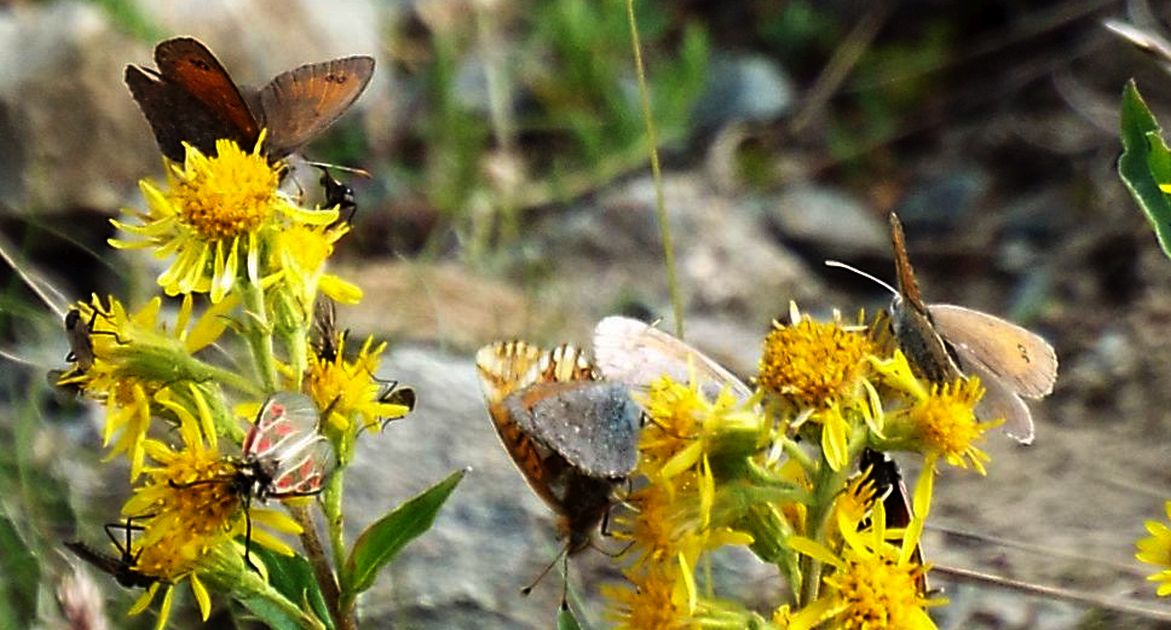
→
(829, 213, 1057, 444)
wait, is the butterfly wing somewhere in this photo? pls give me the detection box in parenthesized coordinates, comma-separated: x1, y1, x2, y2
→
(958, 354, 1035, 444)
(152, 38, 259, 145)
(506, 380, 640, 479)
(244, 392, 321, 458)
(475, 341, 545, 405)
(928, 304, 1057, 399)
(125, 65, 245, 162)
(270, 436, 336, 496)
(592, 316, 753, 402)
(255, 56, 375, 159)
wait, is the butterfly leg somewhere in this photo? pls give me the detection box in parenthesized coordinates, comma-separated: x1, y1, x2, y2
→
(243, 494, 261, 574)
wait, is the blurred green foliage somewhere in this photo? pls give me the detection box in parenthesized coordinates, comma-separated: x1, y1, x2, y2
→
(402, 0, 708, 257)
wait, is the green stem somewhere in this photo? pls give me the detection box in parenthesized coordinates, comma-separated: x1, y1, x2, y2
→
(193, 362, 265, 399)
(288, 503, 352, 630)
(241, 280, 278, 391)
(323, 472, 347, 575)
(797, 423, 868, 606)
(626, 0, 684, 338)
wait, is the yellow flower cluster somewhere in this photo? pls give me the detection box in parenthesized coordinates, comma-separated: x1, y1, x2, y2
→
(58, 138, 414, 628)
(603, 303, 998, 629)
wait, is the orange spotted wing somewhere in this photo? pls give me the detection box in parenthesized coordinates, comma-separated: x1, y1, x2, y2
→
(475, 341, 640, 553)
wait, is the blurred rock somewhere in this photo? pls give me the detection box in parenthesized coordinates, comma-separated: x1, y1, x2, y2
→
(339, 260, 538, 351)
(135, 0, 384, 83)
(769, 184, 888, 257)
(529, 173, 816, 324)
(692, 53, 795, 129)
(893, 169, 989, 234)
(0, 2, 157, 213)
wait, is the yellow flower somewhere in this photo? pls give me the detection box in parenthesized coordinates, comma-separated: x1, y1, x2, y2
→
(759, 303, 875, 409)
(787, 472, 944, 630)
(875, 352, 993, 474)
(52, 295, 236, 479)
(115, 385, 300, 628)
(109, 136, 337, 302)
(835, 467, 880, 533)
(608, 389, 755, 630)
(301, 335, 411, 462)
(639, 372, 767, 481)
(603, 564, 687, 629)
(1137, 501, 1171, 596)
(272, 223, 362, 308)
(757, 304, 882, 471)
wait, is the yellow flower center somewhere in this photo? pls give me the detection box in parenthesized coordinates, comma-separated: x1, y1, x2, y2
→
(172, 140, 278, 241)
(759, 318, 874, 407)
(912, 380, 983, 458)
(830, 553, 926, 628)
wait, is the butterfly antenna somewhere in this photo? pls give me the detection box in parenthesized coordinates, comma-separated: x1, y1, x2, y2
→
(521, 543, 570, 597)
(825, 260, 900, 298)
(304, 161, 372, 178)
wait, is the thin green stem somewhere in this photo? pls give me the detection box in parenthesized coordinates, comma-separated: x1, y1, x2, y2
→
(241, 281, 278, 392)
(323, 472, 347, 575)
(288, 503, 352, 630)
(192, 362, 264, 399)
(797, 423, 868, 606)
(626, 0, 684, 338)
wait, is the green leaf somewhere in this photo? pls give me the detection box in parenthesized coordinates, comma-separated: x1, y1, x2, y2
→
(233, 593, 308, 630)
(250, 547, 333, 630)
(1119, 79, 1171, 259)
(558, 605, 584, 630)
(342, 468, 467, 596)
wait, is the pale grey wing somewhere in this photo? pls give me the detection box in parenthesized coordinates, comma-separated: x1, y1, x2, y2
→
(592, 316, 753, 403)
(962, 358, 1035, 445)
(506, 382, 640, 478)
(256, 56, 375, 159)
(928, 304, 1057, 399)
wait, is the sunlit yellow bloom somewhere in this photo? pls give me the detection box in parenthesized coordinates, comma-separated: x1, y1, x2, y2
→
(52, 294, 236, 478)
(875, 352, 992, 474)
(639, 373, 766, 481)
(604, 564, 688, 629)
(1137, 501, 1171, 596)
(301, 335, 410, 460)
(113, 385, 299, 628)
(835, 467, 879, 533)
(272, 223, 362, 308)
(109, 136, 336, 302)
(759, 304, 875, 409)
(122, 385, 300, 555)
(609, 376, 755, 629)
(787, 473, 943, 630)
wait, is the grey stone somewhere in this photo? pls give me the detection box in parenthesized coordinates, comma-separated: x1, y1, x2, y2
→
(771, 184, 888, 257)
(693, 53, 795, 129)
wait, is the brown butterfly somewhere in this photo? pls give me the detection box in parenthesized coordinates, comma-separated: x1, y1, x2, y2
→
(475, 341, 640, 558)
(125, 37, 374, 163)
(887, 213, 1057, 444)
(830, 214, 1058, 443)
